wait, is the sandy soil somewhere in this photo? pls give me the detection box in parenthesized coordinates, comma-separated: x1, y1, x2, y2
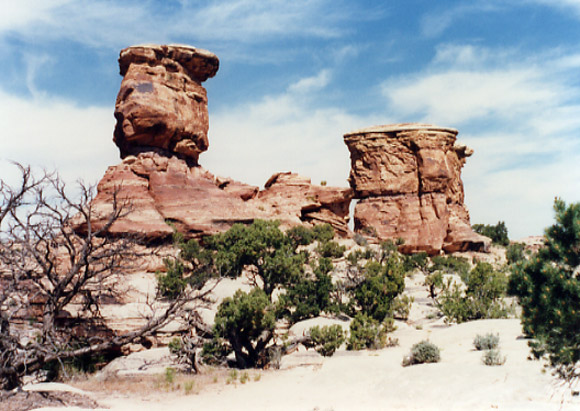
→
(28, 269, 580, 411)
(72, 318, 575, 411)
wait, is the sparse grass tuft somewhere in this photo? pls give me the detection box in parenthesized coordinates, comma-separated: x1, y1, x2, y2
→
(473, 333, 500, 351)
(482, 348, 506, 366)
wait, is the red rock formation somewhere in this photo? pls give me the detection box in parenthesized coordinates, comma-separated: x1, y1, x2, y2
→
(344, 123, 489, 254)
(90, 153, 352, 240)
(113, 45, 219, 164)
(87, 44, 353, 241)
(251, 172, 353, 236)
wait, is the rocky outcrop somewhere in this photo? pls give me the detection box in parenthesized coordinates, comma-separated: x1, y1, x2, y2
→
(86, 44, 352, 241)
(252, 172, 353, 237)
(90, 153, 352, 240)
(113, 45, 219, 164)
(344, 123, 489, 254)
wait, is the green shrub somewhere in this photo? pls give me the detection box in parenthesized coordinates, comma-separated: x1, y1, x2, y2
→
(436, 262, 512, 323)
(473, 333, 500, 351)
(392, 295, 414, 321)
(201, 337, 231, 366)
(317, 240, 346, 258)
(347, 313, 394, 351)
(402, 340, 441, 366)
(312, 223, 335, 243)
(156, 259, 187, 299)
(206, 220, 306, 297)
(403, 252, 429, 273)
(286, 225, 316, 246)
(278, 257, 335, 323)
(429, 255, 471, 278)
(506, 242, 526, 265)
(508, 199, 580, 382)
(306, 325, 346, 357)
(164, 367, 176, 384)
(213, 288, 276, 368)
(157, 236, 219, 299)
(424, 272, 443, 299)
(353, 257, 405, 321)
(472, 221, 510, 246)
(346, 248, 375, 266)
(168, 337, 182, 355)
(482, 348, 506, 366)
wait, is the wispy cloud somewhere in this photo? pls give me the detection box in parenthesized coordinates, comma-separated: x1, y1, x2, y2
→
(526, 0, 580, 16)
(420, 3, 503, 37)
(382, 44, 580, 128)
(0, 90, 117, 186)
(288, 70, 332, 94)
(0, 0, 352, 50)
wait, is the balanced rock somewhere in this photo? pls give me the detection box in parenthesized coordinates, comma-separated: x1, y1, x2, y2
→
(113, 45, 219, 164)
(87, 45, 353, 241)
(344, 123, 489, 254)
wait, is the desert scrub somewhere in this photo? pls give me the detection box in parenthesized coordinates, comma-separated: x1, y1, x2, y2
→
(473, 333, 500, 351)
(436, 262, 513, 323)
(164, 367, 176, 384)
(482, 348, 506, 366)
(424, 272, 443, 299)
(347, 313, 394, 350)
(392, 294, 414, 321)
(402, 340, 441, 366)
(226, 369, 238, 384)
(317, 240, 346, 258)
(184, 380, 195, 394)
(306, 324, 346, 357)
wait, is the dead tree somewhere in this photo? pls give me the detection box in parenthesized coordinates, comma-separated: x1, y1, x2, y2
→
(0, 164, 211, 390)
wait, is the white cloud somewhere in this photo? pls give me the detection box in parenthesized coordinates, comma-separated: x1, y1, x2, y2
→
(0, 0, 350, 51)
(203, 73, 384, 188)
(288, 70, 331, 94)
(0, 0, 72, 32)
(383, 68, 564, 126)
(0, 90, 117, 187)
(526, 0, 580, 16)
(420, 3, 503, 38)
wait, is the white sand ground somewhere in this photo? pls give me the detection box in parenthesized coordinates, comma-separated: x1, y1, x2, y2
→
(31, 265, 580, 410)
(79, 318, 577, 411)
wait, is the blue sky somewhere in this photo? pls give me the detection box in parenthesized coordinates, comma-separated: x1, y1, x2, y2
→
(1, 0, 580, 239)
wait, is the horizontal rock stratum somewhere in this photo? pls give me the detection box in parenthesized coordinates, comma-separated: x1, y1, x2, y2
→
(344, 123, 490, 254)
(89, 152, 353, 240)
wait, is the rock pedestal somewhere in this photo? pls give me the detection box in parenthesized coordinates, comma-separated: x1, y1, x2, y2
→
(87, 45, 352, 240)
(344, 123, 489, 254)
(113, 45, 219, 164)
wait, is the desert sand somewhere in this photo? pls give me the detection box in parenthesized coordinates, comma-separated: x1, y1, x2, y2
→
(29, 270, 580, 411)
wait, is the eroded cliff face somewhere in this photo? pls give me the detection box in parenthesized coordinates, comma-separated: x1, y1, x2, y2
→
(344, 124, 490, 254)
(88, 45, 353, 240)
